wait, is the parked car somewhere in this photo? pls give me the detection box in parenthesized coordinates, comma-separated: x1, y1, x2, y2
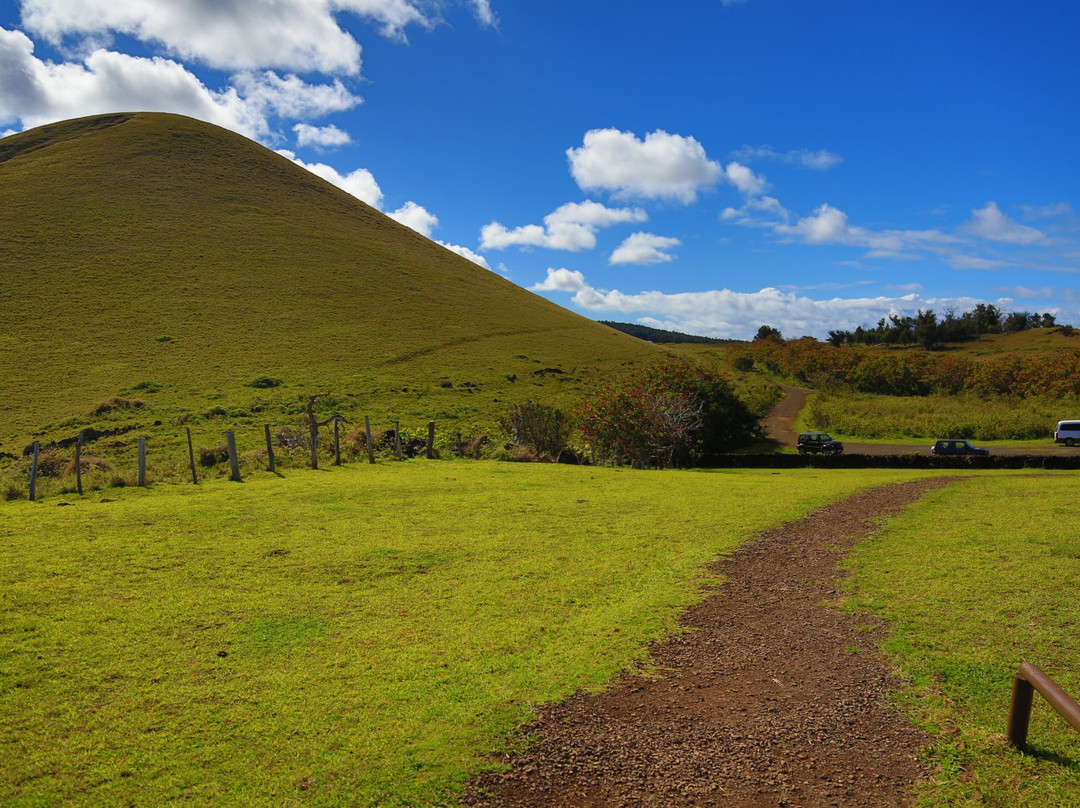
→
(1054, 420, 1080, 446)
(931, 439, 989, 456)
(797, 432, 843, 455)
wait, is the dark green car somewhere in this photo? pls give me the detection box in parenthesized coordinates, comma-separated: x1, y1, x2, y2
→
(797, 432, 843, 455)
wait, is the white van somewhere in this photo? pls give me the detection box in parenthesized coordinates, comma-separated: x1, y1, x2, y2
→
(1054, 421, 1080, 446)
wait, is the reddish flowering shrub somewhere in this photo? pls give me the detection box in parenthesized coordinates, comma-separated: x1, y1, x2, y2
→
(577, 358, 761, 468)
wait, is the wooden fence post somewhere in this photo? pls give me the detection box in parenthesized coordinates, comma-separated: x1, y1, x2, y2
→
(265, 424, 276, 472)
(365, 416, 375, 464)
(333, 417, 342, 466)
(394, 420, 402, 461)
(29, 441, 39, 501)
(456, 432, 463, 457)
(186, 427, 198, 484)
(75, 430, 84, 495)
(427, 421, 435, 459)
(226, 430, 241, 482)
(137, 437, 147, 487)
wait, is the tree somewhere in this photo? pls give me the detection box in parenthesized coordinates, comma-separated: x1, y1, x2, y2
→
(577, 357, 761, 468)
(753, 324, 783, 342)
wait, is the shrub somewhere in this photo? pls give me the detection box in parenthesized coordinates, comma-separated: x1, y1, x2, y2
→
(578, 357, 761, 468)
(199, 443, 230, 467)
(93, 397, 146, 416)
(130, 380, 161, 393)
(4, 482, 24, 501)
(500, 401, 570, 459)
(250, 376, 283, 389)
(20, 448, 66, 478)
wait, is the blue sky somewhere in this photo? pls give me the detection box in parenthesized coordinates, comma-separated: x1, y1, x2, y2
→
(2, 0, 1078, 339)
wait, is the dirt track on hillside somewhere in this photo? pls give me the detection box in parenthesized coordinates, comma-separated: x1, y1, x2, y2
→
(463, 478, 956, 807)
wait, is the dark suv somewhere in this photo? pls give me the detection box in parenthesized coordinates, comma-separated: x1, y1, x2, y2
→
(931, 439, 989, 456)
(797, 432, 843, 455)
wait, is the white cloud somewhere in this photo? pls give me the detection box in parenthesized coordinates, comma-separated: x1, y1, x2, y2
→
(0, 30, 270, 134)
(965, 201, 1046, 245)
(480, 200, 647, 251)
(609, 232, 681, 265)
(532, 270, 1015, 340)
(532, 267, 588, 292)
(231, 71, 360, 119)
(277, 148, 383, 207)
(17, 0, 435, 75)
(567, 128, 723, 204)
(468, 0, 498, 27)
(388, 200, 438, 236)
(733, 145, 843, 170)
(438, 241, 491, 269)
(723, 161, 768, 196)
(294, 122, 352, 149)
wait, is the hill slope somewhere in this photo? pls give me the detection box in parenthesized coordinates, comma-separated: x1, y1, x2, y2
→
(0, 113, 658, 454)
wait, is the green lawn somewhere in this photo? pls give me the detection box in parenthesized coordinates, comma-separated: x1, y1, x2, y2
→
(0, 463, 919, 807)
(844, 474, 1080, 806)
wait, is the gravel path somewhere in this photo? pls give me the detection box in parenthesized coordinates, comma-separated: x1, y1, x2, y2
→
(463, 478, 956, 807)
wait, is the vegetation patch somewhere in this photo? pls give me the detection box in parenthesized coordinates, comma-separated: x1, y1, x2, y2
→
(844, 474, 1080, 805)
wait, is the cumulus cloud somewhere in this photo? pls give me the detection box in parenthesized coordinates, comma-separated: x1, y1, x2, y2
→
(437, 241, 491, 269)
(231, 71, 359, 119)
(480, 200, 647, 251)
(531, 269, 1015, 340)
(294, 122, 352, 149)
(532, 267, 588, 292)
(964, 201, 1046, 245)
(567, 128, 723, 204)
(388, 200, 438, 236)
(277, 148, 383, 207)
(609, 232, 681, 265)
(732, 145, 843, 170)
(723, 161, 768, 196)
(17, 0, 438, 74)
(0, 29, 270, 134)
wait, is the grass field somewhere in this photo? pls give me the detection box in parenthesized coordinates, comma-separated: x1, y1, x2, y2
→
(1, 462, 926, 806)
(845, 474, 1080, 806)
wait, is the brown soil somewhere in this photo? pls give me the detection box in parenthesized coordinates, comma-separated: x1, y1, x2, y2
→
(463, 478, 957, 807)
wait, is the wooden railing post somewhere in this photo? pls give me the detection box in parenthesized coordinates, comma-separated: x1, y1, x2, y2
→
(1008, 662, 1080, 750)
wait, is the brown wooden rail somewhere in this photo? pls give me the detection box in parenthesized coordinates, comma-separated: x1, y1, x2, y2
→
(1008, 662, 1080, 749)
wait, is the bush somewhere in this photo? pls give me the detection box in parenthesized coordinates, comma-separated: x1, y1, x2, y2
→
(20, 448, 66, 478)
(500, 401, 570, 459)
(578, 357, 761, 468)
(92, 397, 146, 416)
(199, 443, 230, 467)
(250, 376, 283, 389)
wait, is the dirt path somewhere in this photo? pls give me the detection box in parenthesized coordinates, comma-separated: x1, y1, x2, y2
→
(762, 384, 809, 447)
(463, 479, 956, 807)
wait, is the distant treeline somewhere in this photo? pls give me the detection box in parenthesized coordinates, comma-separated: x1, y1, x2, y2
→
(602, 321, 737, 345)
(824, 304, 1069, 349)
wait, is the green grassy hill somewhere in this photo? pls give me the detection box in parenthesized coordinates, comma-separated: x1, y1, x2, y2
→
(0, 113, 659, 459)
